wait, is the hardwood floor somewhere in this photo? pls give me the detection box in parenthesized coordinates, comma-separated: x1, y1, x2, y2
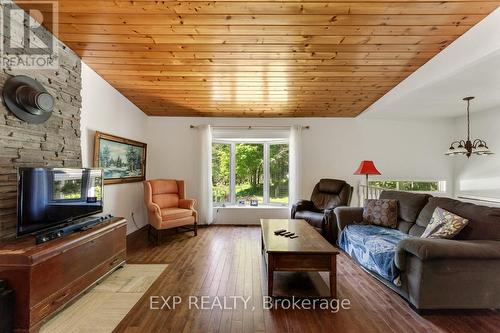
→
(118, 226, 500, 333)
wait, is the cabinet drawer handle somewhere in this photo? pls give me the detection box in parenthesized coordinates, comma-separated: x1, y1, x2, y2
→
(52, 292, 69, 304)
(109, 257, 120, 266)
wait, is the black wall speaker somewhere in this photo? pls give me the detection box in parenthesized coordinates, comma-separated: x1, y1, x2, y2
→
(2, 75, 55, 124)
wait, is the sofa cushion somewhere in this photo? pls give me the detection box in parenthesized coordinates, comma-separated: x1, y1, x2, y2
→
(294, 210, 324, 229)
(397, 220, 413, 234)
(380, 190, 431, 223)
(363, 199, 398, 228)
(421, 207, 469, 239)
(416, 197, 500, 240)
(161, 208, 193, 221)
(339, 224, 411, 282)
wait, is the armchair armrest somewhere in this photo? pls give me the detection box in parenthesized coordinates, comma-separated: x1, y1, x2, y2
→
(294, 200, 314, 210)
(147, 202, 161, 217)
(179, 198, 196, 210)
(323, 208, 340, 243)
(334, 206, 363, 231)
(291, 200, 315, 218)
(395, 238, 500, 271)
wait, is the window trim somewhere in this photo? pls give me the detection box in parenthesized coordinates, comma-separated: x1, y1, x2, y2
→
(368, 180, 447, 193)
(212, 139, 289, 207)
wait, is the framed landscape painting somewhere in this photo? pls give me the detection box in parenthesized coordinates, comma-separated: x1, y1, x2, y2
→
(93, 131, 147, 185)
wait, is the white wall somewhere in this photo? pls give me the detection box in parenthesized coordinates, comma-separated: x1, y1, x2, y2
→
(77, 62, 458, 227)
(147, 117, 455, 224)
(80, 63, 149, 234)
(453, 108, 500, 204)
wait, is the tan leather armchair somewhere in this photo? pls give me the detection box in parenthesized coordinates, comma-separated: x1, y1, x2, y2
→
(144, 179, 197, 244)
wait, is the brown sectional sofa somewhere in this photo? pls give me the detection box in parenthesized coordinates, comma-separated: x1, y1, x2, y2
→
(335, 190, 500, 311)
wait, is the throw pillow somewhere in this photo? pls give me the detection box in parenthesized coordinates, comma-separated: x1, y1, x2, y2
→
(363, 199, 398, 228)
(421, 207, 469, 239)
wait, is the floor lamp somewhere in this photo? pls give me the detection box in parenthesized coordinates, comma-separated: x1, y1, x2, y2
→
(354, 160, 381, 201)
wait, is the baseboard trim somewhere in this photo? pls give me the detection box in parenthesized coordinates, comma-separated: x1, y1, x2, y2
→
(126, 223, 258, 242)
(126, 225, 149, 241)
(126, 223, 212, 241)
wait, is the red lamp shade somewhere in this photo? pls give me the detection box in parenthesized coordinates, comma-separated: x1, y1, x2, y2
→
(354, 160, 381, 175)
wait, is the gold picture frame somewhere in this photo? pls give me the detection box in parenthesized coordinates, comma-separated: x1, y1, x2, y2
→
(93, 131, 147, 185)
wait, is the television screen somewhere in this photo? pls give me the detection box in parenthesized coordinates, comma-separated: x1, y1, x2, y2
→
(17, 168, 104, 236)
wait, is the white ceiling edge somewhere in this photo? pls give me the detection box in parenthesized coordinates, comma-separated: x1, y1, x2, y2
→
(360, 7, 500, 120)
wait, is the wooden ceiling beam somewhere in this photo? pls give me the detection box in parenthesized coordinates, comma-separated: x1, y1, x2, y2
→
(68, 42, 451, 52)
(83, 58, 429, 67)
(89, 64, 420, 72)
(95, 70, 412, 77)
(59, 24, 472, 37)
(124, 96, 382, 102)
(59, 34, 459, 46)
(49, 14, 485, 26)
(115, 87, 388, 93)
(48, 0, 499, 3)
(53, 2, 500, 15)
(103, 75, 405, 83)
(78, 51, 439, 60)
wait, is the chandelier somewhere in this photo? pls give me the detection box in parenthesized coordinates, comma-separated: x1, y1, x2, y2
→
(445, 97, 493, 158)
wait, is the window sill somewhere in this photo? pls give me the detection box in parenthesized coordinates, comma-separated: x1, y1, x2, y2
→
(213, 205, 288, 209)
(458, 196, 500, 204)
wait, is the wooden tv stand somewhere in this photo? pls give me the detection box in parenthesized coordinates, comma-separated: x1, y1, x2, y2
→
(0, 217, 127, 333)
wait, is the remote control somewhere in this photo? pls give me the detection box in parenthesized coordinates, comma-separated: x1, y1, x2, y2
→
(274, 229, 287, 235)
(283, 232, 293, 237)
(290, 235, 299, 239)
(285, 233, 295, 237)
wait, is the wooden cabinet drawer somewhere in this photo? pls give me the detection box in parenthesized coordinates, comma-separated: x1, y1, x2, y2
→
(274, 254, 331, 271)
(30, 224, 126, 306)
(30, 251, 125, 326)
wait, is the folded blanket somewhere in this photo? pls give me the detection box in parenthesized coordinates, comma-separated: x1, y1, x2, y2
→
(339, 224, 411, 282)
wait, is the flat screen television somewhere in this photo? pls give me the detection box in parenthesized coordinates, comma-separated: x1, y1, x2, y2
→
(17, 167, 104, 236)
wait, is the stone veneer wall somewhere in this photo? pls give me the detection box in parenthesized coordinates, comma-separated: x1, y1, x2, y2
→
(0, 8, 82, 239)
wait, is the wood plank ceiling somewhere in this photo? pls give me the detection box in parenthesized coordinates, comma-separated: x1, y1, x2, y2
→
(18, 0, 500, 117)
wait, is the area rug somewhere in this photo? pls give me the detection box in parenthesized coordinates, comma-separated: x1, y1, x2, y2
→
(40, 264, 167, 333)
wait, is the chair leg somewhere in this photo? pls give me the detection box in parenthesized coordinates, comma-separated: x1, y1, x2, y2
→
(147, 226, 161, 246)
(194, 222, 198, 236)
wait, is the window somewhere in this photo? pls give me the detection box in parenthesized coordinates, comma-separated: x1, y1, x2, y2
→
(369, 181, 445, 192)
(269, 144, 289, 204)
(212, 143, 231, 204)
(212, 141, 289, 206)
(235, 143, 264, 204)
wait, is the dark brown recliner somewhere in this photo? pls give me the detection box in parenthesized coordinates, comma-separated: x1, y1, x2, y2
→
(291, 179, 353, 242)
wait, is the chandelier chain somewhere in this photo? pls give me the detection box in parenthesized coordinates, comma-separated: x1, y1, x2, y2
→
(467, 98, 471, 141)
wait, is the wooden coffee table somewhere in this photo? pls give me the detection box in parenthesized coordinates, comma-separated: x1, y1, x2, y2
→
(260, 219, 339, 298)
